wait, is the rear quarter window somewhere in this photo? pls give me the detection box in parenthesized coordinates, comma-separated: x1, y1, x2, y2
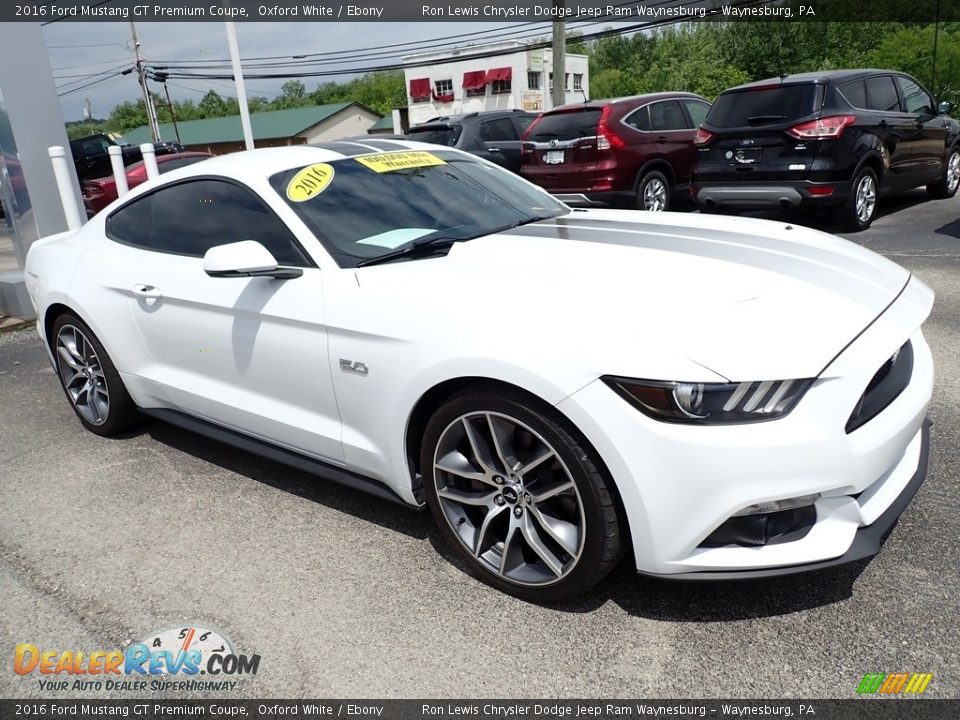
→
(706, 84, 821, 127)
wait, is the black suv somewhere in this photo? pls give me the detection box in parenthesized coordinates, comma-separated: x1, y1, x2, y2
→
(70, 133, 182, 183)
(692, 70, 960, 230)
(406, 110, 538, 174)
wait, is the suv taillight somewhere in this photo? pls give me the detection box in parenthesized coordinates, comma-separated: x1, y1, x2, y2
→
(787, 115, 856, 139)
(693, 127, 715, 145)
(597, 105, 625, 151)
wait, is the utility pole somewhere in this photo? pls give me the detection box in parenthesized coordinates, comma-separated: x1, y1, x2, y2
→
(151, 72, 182, 146)
(83, 98, 92, 120)
(551, 0, 566, 110)
(129, 21, 160, 142)
(931, 0, 941, 100)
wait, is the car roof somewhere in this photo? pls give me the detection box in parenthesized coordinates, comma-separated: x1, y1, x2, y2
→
(120, 140, 460, 188)
(727, 69, 902, 91)
(546, 92, 706, 112)
(412, 109, 535, 127)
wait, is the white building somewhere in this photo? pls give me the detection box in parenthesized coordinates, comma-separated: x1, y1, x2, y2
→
(398, 41, 590, 129)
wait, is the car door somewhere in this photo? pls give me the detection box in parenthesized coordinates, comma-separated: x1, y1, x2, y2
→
(894, 74, 946, 181)
(864, 75, 923, 191)
(645, 99, 698, 183)
(103, 177, 344, 463)
(478, 117, 522, 172)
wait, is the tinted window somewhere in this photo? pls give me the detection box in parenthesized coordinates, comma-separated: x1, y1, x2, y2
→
(270, 152, 566, 268)
(649, 100, 688, 131)
(480, 118, 518, 142)
(108, 180, 308, 266)
(158, 156, 211, 174)
(406, 125, 462, 146)
(526, 109, 602, 142)
(623, 106, 650, 131)
(683, 100, 710, 127)
(107, 193, 153, 249)
(895, 76, 933, 115)
(707, 84, 820, 127)
(515, 115, 536, 132)
(865, 76, 900, 112)
(838, 79, 867, 109)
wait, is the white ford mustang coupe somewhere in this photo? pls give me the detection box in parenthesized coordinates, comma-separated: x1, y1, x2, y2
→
(25, 141, 933, 600)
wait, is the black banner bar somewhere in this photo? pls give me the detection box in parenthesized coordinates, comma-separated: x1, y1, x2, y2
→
(0, 700, 957, 720)
(4, 0, 959, 24)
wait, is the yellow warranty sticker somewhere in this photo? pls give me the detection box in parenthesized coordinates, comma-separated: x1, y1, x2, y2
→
(286, 163, 335, 202)
(355, 151, 446, 173)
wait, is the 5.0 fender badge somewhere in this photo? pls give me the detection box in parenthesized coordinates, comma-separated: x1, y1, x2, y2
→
(340, 359, 369, 376)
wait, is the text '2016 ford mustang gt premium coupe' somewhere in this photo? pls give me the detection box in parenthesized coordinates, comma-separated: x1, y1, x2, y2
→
(24, 141, 933, 601)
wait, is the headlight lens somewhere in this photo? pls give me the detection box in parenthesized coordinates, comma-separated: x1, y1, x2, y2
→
(603, 376, 814, 424)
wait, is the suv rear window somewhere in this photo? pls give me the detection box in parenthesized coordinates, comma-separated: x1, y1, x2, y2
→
(706, 85, 821, 128)
(526, 109, 602, 142)
(407, 125, 462, 146)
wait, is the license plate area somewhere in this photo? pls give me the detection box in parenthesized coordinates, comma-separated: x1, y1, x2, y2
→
(727, 147, 763, 165)
(544, 150, 565, 164)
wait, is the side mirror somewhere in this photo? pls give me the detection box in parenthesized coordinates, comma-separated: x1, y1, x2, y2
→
(203, 241, 302, 279)
(938, 100, 954, 115)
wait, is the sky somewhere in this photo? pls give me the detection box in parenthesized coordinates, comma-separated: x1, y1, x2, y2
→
(42, 21, 546, 121)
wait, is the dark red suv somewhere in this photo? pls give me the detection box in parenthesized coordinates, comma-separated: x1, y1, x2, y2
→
(520, 93, 711, 211)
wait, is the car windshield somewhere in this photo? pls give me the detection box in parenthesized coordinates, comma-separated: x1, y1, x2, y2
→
(706, 84, 821, 127)
(270, 149, 567, 268)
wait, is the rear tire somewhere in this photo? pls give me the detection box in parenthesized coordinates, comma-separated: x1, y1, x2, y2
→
(51, 313, 139, 436)
(927, 146, 960, 199)
(834, 167, 878, 232)
(636, 170, 671, 212)
(421, 387, 624, 602)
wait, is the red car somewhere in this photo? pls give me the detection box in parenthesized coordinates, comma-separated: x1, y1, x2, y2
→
(82, 152, 213, 216)
(520, 93, 711, 212)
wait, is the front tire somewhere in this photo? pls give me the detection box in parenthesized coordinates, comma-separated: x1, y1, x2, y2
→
(636, 170, 671, 212)
(51, 313, 139, 436)
(834, 167, 878, 231)
(928, 146, 960, 199)
(421, 387, 623, 601)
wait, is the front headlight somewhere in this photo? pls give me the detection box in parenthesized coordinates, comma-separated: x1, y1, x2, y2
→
(602, 376, 814, 425)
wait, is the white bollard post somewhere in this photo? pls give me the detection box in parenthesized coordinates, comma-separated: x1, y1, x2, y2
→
(108, 145, 129, 197)
(140, 143, 159, 180)
(47, 146, 84, 231)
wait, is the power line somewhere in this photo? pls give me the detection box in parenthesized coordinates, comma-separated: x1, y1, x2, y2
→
(57, 71, 125, 97)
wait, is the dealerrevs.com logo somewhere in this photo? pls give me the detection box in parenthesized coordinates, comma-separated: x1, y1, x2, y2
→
(14, 626, 260, 692)
(856, 672, 933, 695)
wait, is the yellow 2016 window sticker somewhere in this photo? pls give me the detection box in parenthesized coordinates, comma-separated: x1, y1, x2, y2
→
(286, 163, 335, 202)
(355, 151, 446, 173)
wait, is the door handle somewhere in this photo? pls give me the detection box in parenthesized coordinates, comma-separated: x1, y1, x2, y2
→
(657, 136, 668, 143)
(132, 284, 162, 306)
(878, 120, 888, 129)
(487, 146, 501, 152)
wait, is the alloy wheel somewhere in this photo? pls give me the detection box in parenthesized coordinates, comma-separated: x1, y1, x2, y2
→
(855, 173, 877, 224)
(432, 412, 586, 586)
(948, 151, 960, 194)
(55, 324, 110, 425)
(643, 178, 668, 211)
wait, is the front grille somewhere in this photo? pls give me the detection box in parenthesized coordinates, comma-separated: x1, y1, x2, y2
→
(846, 341, 913, 434)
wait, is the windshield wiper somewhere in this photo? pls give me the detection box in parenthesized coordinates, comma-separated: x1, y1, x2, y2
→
(747, 114, 787, 124)
(355, 236, 465, 268)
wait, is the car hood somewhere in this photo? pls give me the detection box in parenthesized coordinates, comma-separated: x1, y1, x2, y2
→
(353, 209, 914, 382)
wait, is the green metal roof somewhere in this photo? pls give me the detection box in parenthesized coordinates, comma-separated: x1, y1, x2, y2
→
(124, 102, 372, 146)
(367, 115, 395, 132)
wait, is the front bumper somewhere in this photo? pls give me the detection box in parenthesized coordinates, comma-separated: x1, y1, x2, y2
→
(638, 418, 930, 580)
(556, 276, 935, 578)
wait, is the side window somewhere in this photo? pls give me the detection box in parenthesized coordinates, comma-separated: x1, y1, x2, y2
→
(682, 100, 710, 128)
(865, 76, 901, 112)
(515, 115, 535, 133)
(649, 100, 688, 131)
(480, 118, 518, 142)
(107, 194, 154, 250)
(838, 79, 867, 109)
(109, 179, 309, 266)
(623, 106, 651, 131)
(895, 76, 934, 115)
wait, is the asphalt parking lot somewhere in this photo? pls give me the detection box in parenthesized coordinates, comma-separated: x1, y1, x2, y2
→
(2, 190, 958, 699)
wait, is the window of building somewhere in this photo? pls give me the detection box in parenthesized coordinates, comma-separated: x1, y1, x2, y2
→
(565, 74, 571, 90)
(573, 74, 583, 91)
(528, 71, 541, 90)
(466, 86, 486, 97)
(434, 79, 453, 96)
(491, 79, 512, 94)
